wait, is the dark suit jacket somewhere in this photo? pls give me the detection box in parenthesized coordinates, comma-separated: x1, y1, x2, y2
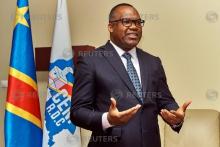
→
(70, 41, 180, 147)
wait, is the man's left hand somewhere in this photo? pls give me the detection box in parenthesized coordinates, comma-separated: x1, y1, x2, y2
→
(160, 100, 192, 125)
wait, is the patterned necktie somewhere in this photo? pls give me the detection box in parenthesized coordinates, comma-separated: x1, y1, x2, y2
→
(122, 52, 143, 102)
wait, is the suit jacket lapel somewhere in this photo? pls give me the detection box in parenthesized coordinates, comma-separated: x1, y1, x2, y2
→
(102, 41, 143, 104)
(136, 48, 148, 101)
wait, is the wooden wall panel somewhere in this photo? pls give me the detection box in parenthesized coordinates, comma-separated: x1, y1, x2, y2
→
(35, 45, 95, 71)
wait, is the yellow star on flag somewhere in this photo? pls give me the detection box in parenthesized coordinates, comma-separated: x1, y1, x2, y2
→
(14, 6, 29, 27)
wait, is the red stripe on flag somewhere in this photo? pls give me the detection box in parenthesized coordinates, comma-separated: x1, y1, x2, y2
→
(7, 75, 41, 120)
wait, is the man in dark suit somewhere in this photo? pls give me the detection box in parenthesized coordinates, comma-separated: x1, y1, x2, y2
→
(70, 3, 191, 147)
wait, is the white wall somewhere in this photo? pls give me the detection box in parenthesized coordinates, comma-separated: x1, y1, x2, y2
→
(1, 0, 220, 146)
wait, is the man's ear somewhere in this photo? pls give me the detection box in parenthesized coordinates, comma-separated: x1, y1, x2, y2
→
(108, 23, 114, 33)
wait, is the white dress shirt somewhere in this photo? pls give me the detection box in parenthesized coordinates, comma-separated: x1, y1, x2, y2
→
(110, 41, 142, 83)
(101, 41, 142, 130)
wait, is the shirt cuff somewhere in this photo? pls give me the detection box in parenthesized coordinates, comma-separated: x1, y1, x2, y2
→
(102, 112, 114, 130)
(172, 121, 183, 129)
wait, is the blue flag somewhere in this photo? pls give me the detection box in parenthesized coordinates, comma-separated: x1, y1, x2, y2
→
(4, 0, 42, 147)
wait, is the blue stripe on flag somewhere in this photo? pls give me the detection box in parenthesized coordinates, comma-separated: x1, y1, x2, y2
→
(17, 0, 29, 8)
(4, 111, 42, 147)
(10, 24, 36, 81)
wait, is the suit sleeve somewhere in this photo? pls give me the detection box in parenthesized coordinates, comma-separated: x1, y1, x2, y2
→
(70, 55, 103, 132)
(156, 57, 182, 132)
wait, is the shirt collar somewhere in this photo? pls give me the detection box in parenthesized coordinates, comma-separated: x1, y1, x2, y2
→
(110, 40, 137, 59)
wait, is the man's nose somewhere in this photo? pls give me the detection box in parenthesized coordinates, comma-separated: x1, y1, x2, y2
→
(129, 22, 139, 30)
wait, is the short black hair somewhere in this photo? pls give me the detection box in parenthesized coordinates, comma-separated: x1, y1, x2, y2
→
(109, 3, 135, 21)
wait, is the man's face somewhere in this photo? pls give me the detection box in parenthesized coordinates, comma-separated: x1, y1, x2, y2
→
(108, 6, 143, 51)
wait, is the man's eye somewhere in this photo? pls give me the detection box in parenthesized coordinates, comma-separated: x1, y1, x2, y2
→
(136, 20, 141, 24)
(123, 20, 131, 24)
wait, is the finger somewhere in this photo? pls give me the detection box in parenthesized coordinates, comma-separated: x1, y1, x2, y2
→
(181, 100, 192, 112)
(160, 109, 170, 121)
(161, 111, 180, 125)
(170, 110, 183, 118)
(161, 109, 176, 121)
(123, 104, 141, 115)
(170, 110, 184, 121)
(162, 109, 176, 118)
(119, 104, 141, 116)
(110, 98, 117, 109)
(160, 111, 170, 123)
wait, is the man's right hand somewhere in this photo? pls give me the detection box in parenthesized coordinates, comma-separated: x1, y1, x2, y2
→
(107, 98, 141, 126)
